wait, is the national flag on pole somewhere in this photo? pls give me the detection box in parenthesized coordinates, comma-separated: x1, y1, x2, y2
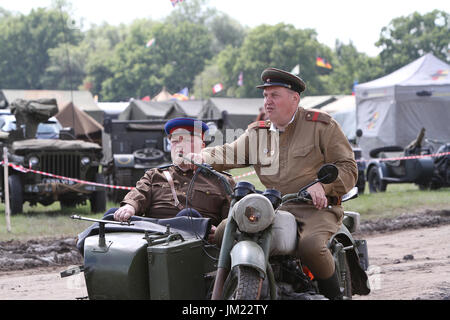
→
(291, 64, 300, 75)
(170, 0, 184, 7)
(212, 83, 223, 94)
(172, 87, 189, 101)
(146, 38, 155, 48)
(237, 72, 244, 87)
(352, 80, 358, 96)
(316, 57, 332, 69)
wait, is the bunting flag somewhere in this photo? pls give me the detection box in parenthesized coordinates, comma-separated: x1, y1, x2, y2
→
(237, 72, 244, 87)
(316, 56, 332, 70)
(170, 0, 184, 7)
(172, 87, 189, 101)
(212, 83, 224, 94)
(146, 38, 155, 48)
(141, 96, 151, 101)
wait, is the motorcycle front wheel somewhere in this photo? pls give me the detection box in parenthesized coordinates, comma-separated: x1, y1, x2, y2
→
(222, 265, 263, 300)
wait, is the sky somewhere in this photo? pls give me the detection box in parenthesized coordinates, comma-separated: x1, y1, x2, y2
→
(1, 0, 448, 57)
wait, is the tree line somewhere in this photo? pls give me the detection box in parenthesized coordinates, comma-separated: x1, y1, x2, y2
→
(0, 0, 448, 102)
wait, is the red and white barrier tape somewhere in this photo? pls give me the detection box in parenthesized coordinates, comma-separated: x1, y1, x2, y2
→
(1, 161, 134, 190)
(2, 150, 449, 186)
(232, 151, 450, 180)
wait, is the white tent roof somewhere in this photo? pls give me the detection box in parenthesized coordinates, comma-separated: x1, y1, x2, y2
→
(321, 95, 355, 114)
(356, 53, 450, 90)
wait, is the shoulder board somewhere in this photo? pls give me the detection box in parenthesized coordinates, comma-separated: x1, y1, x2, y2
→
(305, 110, 331, 124)
(248, 120, 271, 130)
(157, 164, 174, 170)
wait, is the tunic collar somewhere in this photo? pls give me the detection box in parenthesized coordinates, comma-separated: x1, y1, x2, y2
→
(270, 108, 298, 132)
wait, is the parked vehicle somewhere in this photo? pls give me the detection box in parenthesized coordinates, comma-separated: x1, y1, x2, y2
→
(0, 99, 106, 214)
(65, 163, 370, 300)
(366, 128, 434, 193)
(422, 138, 450, 190)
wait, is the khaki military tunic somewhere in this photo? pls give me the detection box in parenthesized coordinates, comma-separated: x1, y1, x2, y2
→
(203, 107, 357, 279)
(120, 165, 235, 226)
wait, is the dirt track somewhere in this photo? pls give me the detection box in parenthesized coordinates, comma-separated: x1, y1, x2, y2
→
(1, 210, 450, 300)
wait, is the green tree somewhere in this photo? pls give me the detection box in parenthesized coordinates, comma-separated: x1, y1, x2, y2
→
(376, 10, 450, 74)
(213, 23, 331, 97)
(322, 41, 384, 94)
(0, 7, 81, 89)
(100, 20, 212, 101)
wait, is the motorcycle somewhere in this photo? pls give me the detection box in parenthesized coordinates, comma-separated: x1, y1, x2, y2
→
(422, 137, 450, 190)
(210, 163, 370, 300)
(63, 162, 370, 300)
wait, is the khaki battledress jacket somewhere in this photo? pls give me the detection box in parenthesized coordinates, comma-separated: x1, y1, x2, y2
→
(121, 165, 235, 226)
(202, 107, 357, 199)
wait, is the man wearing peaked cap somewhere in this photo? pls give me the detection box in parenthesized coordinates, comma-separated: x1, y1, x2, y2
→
(183, 67, 370, 299)
(113, 117, 235, 242)
(256, 67, 306, 94)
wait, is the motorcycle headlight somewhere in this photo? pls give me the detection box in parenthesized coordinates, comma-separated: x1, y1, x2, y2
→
(28, 156, 39, 166)
(232, 194, 275, 233)
(81, 156, 91, 165)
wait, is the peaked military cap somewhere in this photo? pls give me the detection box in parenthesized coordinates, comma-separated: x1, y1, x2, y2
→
(164, 117, 209, 138)
(256, 67, 306, 94)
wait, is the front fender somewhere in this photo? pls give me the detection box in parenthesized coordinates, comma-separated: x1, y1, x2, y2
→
(230, 240, 266, 278)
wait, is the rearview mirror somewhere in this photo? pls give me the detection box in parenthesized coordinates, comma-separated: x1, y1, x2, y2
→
(317, 164, 338, 184)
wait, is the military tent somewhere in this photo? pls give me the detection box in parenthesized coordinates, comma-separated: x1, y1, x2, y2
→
(152, 87, 173, 102)
(0, 89, 104, 124)
(199, 98, 263, 130)
(118, 99, 186, 120)
(175, 100, 205, 118)
(321, 95, 356, 140)
(97, 102, 129, 121)
(355, 53, 450, 158)
(56, 102, 104, 144)
(299, 95, 336, 109)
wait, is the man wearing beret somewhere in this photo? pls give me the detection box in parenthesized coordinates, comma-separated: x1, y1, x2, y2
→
(113, 118, 235, 241)
(184, 68, 359, 299)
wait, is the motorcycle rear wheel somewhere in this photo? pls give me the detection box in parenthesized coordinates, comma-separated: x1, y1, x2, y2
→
(223, 266, 263, 300)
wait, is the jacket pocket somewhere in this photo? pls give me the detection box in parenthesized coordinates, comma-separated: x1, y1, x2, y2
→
(293, 144, 315, 158)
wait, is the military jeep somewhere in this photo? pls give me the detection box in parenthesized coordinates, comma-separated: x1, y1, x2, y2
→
(0, 99, 106, 214)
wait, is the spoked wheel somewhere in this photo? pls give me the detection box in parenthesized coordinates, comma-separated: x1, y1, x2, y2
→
(223, 266, 263, 300)
(368, 167, 387, 193)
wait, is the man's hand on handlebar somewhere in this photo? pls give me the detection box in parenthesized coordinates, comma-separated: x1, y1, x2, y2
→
(306, 183, 328, 210)
(114, 204, 136, 222)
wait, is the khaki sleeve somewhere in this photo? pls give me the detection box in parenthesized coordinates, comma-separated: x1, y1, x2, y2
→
(120, 170, 154, 215)
(319, 120, 358, 197)
(201, 130, 250, 172)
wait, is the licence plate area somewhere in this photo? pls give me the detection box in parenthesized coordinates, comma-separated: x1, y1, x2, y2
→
(42, 178, 76, 185)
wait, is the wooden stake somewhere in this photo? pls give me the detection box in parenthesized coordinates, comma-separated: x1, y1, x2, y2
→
(3, 146, 11, 232)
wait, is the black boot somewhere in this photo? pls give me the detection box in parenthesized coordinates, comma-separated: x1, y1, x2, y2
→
(317, 270, 344, 300)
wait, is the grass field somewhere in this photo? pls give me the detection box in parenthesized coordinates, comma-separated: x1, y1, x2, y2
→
(0, 166, 449, 241)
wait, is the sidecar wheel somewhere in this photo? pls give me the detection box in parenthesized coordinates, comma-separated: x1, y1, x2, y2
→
(368, 167, 387, 193)
(223, 266, 263, 300)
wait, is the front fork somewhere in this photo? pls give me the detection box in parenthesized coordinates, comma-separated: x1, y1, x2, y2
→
(211, 201, 273, 299)
(330, 241, 352, 290)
